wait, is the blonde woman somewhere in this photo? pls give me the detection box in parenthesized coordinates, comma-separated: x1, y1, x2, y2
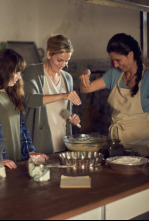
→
(22, 35, 81, 154)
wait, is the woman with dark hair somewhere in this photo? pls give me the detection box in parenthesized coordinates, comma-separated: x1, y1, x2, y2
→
(80, 33, 149, 145)
(0, 49, 48, 169)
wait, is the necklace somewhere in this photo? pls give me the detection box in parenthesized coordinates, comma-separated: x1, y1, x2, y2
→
(125, 72, 136, 86)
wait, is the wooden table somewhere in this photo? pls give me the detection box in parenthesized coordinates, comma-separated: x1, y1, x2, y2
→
(0, 154, 149, 220)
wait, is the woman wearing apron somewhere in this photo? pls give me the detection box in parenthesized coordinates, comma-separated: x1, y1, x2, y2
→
(80, 33, 149, 145)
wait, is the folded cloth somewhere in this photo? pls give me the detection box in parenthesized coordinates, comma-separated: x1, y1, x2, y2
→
(60, 175, 91, 188)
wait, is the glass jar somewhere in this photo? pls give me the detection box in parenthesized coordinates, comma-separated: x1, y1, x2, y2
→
(28, 153, 50, 182)
(99, 139, 124, 159)
(0, 139, 6, 180)
(33, 164, 50, 183)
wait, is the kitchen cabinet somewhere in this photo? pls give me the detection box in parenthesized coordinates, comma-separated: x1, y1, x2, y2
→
(105, 189, 149, 220)
(68, 189, 149, 220)
(68, 207, 104, 220)
(0, 154, 148, 220)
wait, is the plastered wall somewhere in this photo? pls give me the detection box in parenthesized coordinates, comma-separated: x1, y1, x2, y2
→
(0, 0, 140, 59)
(0, 0, 38, 43)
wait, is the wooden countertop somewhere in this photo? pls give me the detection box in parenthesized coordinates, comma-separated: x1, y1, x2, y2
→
(0, 154, 149, 220)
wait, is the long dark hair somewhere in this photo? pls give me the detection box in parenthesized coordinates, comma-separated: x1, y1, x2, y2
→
(107, 33, 143, 96)
(0, 49, 26, 112)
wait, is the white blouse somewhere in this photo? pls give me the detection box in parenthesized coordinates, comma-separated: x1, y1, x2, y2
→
(44, 69, 68, 153)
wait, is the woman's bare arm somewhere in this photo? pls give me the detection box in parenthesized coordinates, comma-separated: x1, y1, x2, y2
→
(43, 91, 82, 106)
(80, 69, 107, 94)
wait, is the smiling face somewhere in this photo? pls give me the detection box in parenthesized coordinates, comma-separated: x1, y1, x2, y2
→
(8, 72, 21, 87)
(109, 51, 134, 73)
(47, 51, 72, 73)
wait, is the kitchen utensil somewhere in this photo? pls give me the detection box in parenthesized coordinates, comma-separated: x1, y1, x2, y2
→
(59, 151, 104, 168)
(61, 109, 81, 128)
(46, 164, 74, 168)
(60, 165, 102, 176)
(106, 156, 149, 174)
(64, 134, 107, 152)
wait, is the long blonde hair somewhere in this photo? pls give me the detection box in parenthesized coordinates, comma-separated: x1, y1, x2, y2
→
(47, 35, 74, 56)
(0, 49, 26, 112)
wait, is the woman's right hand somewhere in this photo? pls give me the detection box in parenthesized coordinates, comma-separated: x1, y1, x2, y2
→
(80, 69, 91, 89)
(4, 160, 17, 169)
(64, 91, 82, 106)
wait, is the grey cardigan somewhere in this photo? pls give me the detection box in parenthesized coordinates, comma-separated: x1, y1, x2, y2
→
(22, 64, 73, 155)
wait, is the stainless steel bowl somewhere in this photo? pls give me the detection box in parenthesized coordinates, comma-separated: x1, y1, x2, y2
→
(106, 156, 149, 174)
(59, 151, 104, 168)
(64, 134, 107, 152)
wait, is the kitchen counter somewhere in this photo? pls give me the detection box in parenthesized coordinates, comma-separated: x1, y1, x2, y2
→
(0, 154, 149, 220)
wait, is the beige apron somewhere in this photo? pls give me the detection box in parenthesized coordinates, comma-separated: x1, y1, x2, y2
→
(108, 72, 149, 144)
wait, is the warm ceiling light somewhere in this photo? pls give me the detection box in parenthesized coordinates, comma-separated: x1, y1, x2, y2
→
(85, 0, 149, 12)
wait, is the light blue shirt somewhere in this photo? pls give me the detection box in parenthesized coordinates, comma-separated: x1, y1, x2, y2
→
(103, 67, 149, 113)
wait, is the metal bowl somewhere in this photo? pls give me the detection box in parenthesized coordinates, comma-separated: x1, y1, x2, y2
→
(64, 134, 107, 152)
(59, 151, 104, 168)
(106, 156, 149, 174)
(60, 166, 102, 176)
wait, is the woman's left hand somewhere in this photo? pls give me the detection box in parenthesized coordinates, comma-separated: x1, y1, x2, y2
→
(69, 114, 81, 126)
(4, 160, 17, 169)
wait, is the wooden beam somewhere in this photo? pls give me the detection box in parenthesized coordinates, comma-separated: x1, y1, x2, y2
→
(85, 0, 149, 12)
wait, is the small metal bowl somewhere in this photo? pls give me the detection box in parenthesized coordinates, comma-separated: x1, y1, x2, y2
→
(59, 151, 104, 168)
(64, 134, 107, 152)
(106, 156, 149, 174)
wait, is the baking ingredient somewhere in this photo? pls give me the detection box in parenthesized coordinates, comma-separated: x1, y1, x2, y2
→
(33, 165, 50, 182)
(60, 175, 91, 188)
(28, 154, 50, 182)
(28, 154, 46, 177)
(113, 157, 142, 165)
